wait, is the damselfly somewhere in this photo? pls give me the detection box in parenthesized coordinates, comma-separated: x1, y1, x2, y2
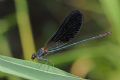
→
(31, 10, 111, 62)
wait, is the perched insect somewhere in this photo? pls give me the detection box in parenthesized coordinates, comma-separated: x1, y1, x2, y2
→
(31, 10, 111, 62)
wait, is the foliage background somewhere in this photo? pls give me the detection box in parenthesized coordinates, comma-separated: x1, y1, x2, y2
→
(0, 0, 120, 80)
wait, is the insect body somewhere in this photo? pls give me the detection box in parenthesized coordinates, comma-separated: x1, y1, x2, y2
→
(31, 10, 111, 61)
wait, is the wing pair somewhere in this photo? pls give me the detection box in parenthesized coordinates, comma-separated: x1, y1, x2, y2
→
(44, 10, 83, 52)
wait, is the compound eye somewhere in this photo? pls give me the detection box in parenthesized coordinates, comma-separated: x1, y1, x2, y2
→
(31, 53, 36, 60)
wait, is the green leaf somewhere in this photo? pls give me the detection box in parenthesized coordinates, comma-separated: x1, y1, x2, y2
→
(0, 55, 84, 80)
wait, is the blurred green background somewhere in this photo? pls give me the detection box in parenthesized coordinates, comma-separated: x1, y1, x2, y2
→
(0, 0, 120, 80)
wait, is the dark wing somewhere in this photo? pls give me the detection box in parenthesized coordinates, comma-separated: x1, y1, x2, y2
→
(44, 10, 83, 49)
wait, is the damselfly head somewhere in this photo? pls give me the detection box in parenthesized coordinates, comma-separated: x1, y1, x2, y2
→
(31, 53, 37, 60)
